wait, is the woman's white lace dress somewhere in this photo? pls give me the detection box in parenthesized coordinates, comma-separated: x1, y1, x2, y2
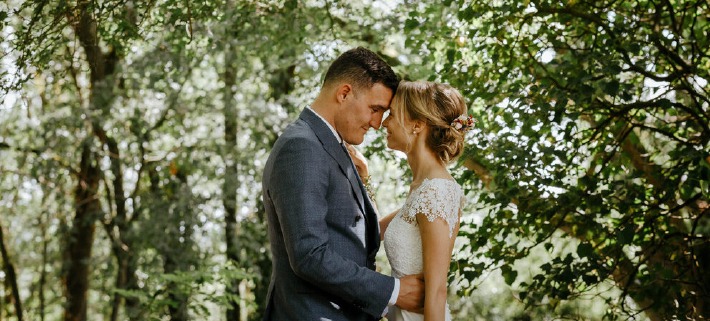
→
(384, 178, 465, 321)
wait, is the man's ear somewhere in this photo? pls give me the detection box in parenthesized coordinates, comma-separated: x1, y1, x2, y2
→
(336, 84, 353, 103)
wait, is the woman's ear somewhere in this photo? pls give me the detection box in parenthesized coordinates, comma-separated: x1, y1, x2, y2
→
(412, 120, 427, 135)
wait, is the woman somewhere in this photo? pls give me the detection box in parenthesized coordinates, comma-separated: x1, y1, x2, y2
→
(349, 81, 472, 321)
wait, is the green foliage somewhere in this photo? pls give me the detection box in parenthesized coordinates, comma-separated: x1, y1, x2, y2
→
(392, 0, 709, 319)
(2, 0, 708, 320)
(1, 0, 412, 320)
(110, 263, 252, 317)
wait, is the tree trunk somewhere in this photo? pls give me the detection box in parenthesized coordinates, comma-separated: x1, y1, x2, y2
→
(39, 212, 48, 321)
(61, 1, 121, 319)
(222, 44, 242, 321)
(108, 245, 140, 321)
(63, 144, 102, 321)
(0, 220, 22, 321)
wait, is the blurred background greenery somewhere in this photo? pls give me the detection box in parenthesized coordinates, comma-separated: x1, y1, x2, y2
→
(1, 0, 708, 320)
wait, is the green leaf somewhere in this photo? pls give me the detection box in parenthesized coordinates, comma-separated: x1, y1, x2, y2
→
(603, 80, 620, 96)
(544, 242, 554, 252)
(617, 226, 635, 245)
(447, 49, 456, 64)
(657, 98, 672, 109)
(404, 19, 419, 30)
(582, 273, 599, 285)
(501, 265, 518, 286)
(577, 242, 594, 258)
(557, 267, 574, 283)
(459, 6, 475, 21)
(519, 291, 528, 300)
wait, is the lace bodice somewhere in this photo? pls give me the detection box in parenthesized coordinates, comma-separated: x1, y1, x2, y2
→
(384, 178, 465, 278)
(383, 178, 463, 321)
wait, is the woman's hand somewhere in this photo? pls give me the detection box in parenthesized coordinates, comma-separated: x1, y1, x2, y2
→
(346, 143, 378, 210)
(345, 143, 369, 183)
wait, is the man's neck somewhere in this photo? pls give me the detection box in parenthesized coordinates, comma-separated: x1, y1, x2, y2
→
(307, 104, 341, 143)
(309, 98, 335, 127)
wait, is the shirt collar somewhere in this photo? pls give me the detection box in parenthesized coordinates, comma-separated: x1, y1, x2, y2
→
(307, 106, 342, 144)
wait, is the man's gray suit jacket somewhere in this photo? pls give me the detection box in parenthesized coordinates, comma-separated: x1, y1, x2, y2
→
(261, 108, 395, 321)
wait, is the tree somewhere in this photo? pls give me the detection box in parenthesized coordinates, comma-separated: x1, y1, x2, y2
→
(4, 0, 216, 319)
(2, 0, 409, 320)
(0, 219, 23, 321)
(397, 0, 709, 319)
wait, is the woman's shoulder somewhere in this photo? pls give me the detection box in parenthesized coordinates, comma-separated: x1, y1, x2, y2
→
(407, 178, 463, 212)
(418, 177, 462, 194)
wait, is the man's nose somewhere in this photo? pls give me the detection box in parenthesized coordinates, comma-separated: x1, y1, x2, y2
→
(370, 114, 384, 130)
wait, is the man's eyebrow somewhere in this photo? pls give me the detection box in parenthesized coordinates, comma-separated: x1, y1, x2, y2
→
(371, 105, 389, 111)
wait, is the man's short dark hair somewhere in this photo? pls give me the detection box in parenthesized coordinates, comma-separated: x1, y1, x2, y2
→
(323, 47, 400, 93)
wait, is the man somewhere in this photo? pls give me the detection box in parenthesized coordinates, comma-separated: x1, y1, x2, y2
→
(261, 47, 424, 321)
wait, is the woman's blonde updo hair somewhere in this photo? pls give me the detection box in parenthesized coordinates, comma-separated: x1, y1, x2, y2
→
(391, 81, 468, 164)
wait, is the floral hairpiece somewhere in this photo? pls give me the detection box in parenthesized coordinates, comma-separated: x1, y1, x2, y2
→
(450, 114, 475, 132)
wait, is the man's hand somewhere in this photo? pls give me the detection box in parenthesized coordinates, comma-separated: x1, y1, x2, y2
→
(395, 273, 425, 312)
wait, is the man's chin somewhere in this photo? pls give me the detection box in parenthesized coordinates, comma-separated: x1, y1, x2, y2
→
(345, 136, 365, 145)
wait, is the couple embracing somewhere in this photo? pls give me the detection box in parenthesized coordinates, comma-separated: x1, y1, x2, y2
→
(261, 47, 473, 321)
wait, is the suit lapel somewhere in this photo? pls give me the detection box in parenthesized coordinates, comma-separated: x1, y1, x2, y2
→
(299, 109, 366, 214)
(363, 196, 380, 258)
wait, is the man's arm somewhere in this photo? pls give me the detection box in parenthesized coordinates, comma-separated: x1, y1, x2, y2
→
(269, 136, 395, 317)
(345, 143, 425, 312)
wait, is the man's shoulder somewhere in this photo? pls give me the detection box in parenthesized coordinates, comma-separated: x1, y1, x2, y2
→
(270, 121, 326, 159)
(277, 119, 319, 145)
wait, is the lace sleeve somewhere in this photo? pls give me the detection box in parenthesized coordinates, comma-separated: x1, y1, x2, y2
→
(401, 179, 464, 238)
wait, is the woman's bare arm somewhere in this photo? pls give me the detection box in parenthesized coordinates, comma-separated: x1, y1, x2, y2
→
(416, 214, 453, 321)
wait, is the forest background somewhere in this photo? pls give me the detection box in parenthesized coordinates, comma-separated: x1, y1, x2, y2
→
(0, 0, 708, 320)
